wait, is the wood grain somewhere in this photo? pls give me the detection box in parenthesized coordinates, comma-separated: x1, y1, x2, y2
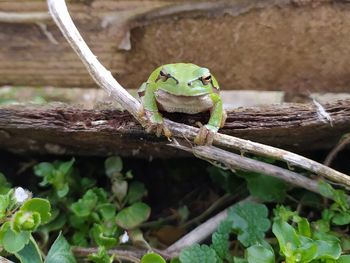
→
(0, 99, 349, 157)
(2, 0, 350, 95)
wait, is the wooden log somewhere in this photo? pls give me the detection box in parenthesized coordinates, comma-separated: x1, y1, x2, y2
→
(2, 0, 350, 96)
(0, 99, 349, 157)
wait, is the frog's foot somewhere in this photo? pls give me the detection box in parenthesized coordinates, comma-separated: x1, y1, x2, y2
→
(194, 124, 218, 145)
(138, 108, 172, 138)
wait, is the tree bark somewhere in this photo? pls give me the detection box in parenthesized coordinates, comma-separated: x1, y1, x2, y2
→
(0, 99, 349, 157)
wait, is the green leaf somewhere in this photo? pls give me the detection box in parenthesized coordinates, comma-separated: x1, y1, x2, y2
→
(233, 257, 248, 263)
(34, 162, 55, 178)
(332, 211, 350, 225)
(111, 179, 128, 203)
(273, 205, 297, 222)
(15, 236, 43, 263)
(228, 202, 270, 247)
(211, 219, 232, 260)
(127, 181, 146, 204)
(58, 158, 75, 175)
(237, 171, 287, 202)
(296, 236, 318, 262)
(0, 193, 10, 219)
(98, 204, 116, 221)
(21, 198, 51, 224)
(71, 231, 88, 247)
(314, 240, 341, 260)
(116, 202, 151, 229)
(0, 222, 31, 253)
(88, 246, 113, 263)
(141, 253, 166, 263)
(90, 224, 117, 248)
(12, 210, 41, 232)
(57, 183, 69, 198)
(246, 244, 274, 263)
(0, 173, 11, 194)
(272, 220, 300, 257)
(105, 156, 123, 177)
(296, 218, 311, 237)
(179, 244, 220, 263)
(45, 233, 77, 263)
(70, 190, 98, 217)
(318, 181, 349, 211)
(337, 255, 350, 262)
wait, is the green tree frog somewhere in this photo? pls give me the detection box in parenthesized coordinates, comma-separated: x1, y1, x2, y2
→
(138, 63, 226, 145)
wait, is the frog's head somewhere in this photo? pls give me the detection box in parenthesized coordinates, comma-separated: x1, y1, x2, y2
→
(150, 63, 219, 96)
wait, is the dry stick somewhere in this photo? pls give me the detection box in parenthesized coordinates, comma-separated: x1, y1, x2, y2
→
(172, 143, 320, 193)
(166, 207, 229, 256)
(47, 0, 350, 188)
(0, 12, 50, 23)
(324, 134, 350, 167)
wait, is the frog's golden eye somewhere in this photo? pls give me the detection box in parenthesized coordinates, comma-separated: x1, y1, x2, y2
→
(201, 74, 212, 85)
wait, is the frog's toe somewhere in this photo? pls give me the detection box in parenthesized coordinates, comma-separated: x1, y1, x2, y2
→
(144, 120, 172, 139)
(194, 125, 217, 145)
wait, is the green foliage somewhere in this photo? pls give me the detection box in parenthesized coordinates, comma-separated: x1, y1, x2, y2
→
(45, 233, 77, 263)
(318, 181, 350, 226)
(3, 154, 350, 263)
(34, 159, 75, 197)
(88, 246, 114, 263)
(115, 202, 151, 230)
(0, 173, 11, 194)
(180, 244, 221, 263)
(141, 253, 167, 263)
(228, 202, 271, 247)
(237, 171, 288, 202)
(105, 156, 123, 177)
(15, 236, 42, 263)
(246, 244, 275, 263)
(272, 205, 343, 263)
(0, 222, 31, 253)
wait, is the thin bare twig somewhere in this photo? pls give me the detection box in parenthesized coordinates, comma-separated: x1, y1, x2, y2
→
(324, 133, 350, 167)
(165, 207, 229, 256)
(171, 143, 320, 194)
(47, 0, 350, 188)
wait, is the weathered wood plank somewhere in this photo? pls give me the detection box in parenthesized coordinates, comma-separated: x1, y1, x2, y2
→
(0, 99, 349, 157)
(2, 0, 350, 96)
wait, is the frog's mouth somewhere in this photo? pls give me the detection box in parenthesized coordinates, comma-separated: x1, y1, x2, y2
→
(154, 89, 213, 114)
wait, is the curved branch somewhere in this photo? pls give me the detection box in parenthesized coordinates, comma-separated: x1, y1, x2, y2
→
(0, 12, 50, 23)
(47, 0, 350, 188)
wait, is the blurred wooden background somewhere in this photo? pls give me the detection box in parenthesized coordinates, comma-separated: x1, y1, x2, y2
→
(2, 0, 350, 94)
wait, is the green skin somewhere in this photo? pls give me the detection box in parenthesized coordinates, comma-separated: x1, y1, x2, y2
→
(139, 63, 225, 137)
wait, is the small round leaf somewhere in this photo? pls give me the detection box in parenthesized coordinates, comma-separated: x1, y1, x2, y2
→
(21, 198, 51, 224)
(141, 253, 166, 263)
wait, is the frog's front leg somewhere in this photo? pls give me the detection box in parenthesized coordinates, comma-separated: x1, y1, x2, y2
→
(138, 82, 171, 138)
(194, 93, 226, 145)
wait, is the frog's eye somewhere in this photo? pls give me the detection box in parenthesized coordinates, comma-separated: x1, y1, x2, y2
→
(201, 74, 212, 85)
(158, 70, 169, 81)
